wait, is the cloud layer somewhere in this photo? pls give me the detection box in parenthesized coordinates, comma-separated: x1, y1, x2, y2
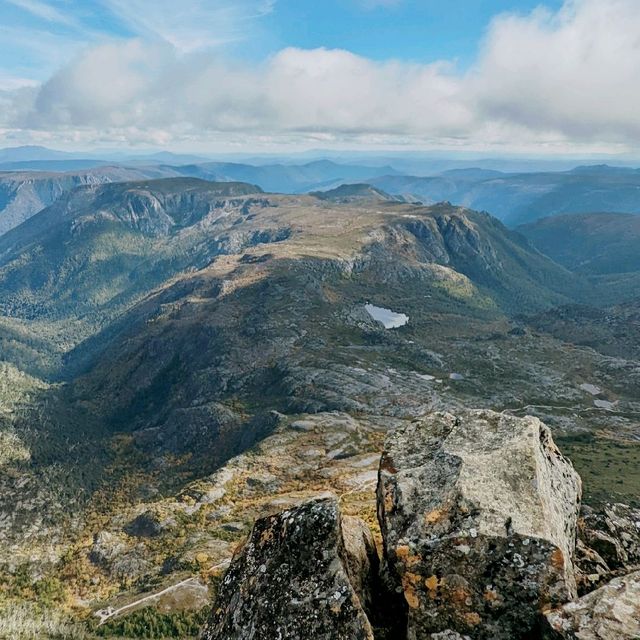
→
(1, 0, 640, 151)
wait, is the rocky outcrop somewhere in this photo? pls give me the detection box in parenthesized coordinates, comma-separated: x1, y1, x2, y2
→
(377, 410, 582, 640)
(575, 503, 640, 593)
(544, 570, 640, 639)
(202, 495, 378, 640)
(200, 410, 640, 639)
(0, 167, 156, 235)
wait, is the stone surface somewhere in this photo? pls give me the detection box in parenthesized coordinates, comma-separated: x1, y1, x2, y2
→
(573, 538, 610, 595)
(202, 495, 376, 640)
(574, 503, 640, 595)
(580, 503, 640, 570)
(544, 570, 640, 639)
(377, 410, 582, 640)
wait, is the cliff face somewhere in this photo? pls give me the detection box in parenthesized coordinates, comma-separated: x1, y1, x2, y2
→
(0, 167, 169, 236)
(202, 410, 639, 640)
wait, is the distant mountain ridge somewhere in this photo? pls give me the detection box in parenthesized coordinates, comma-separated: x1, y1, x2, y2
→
(0, 159, 400, 236)
(370, 164, 640, 225)
(3, 147, 640, 239)
(310, 183, 404, 202)
(519, 212, 640, 275)
(161, 159, 400, 193)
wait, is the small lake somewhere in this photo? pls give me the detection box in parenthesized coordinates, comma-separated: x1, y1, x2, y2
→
(365, 303, 409, 329)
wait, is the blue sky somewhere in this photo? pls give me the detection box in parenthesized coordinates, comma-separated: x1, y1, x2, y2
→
(0, 0, 638, 154)
(261, 1, 563, 65)
(0, 0, 563, 85)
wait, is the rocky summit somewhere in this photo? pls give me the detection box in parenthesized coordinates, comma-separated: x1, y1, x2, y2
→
(202, 409, 640, 640)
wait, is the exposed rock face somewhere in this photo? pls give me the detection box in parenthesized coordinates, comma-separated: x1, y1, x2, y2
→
(0, 168, 158, 236)
(544, 570, 640, 639)
(202, 495, 377, 640)
(574, 503, 640, 594)
(581, 504, 640, 568)
(89, 531, 152, 580)
(377, 410, 582, 640)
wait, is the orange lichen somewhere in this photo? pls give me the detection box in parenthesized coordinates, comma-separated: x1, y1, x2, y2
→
(425, 575, 439, 592)
(483, 588, 499, 602)
(551, 548, 565, 570)
(449, 587, 471, 606)
(424, 508, 447, 525)
(403, 585, 420, 609)
(395, 545, 411, 561)
(464, 612, 482, 626)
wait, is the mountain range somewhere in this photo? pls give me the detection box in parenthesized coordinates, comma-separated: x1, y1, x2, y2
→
(369, 164, 640, 225)
(519, 212, 640, 274)
(0, 171, 639, 637)
(3, 146, 640, 238)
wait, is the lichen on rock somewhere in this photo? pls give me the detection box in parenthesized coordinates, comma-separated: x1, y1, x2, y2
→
(544, 570, 640, 639)
(377, 410, 582, 640)
(201, 495, 377, 640)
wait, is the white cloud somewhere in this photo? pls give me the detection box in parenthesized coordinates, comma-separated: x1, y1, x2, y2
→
(473, 0, 640, 141)
(14, 43, 471, 142)
(2, 0, 640, 152)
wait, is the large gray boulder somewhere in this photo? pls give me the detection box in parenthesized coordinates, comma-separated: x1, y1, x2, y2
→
(377, 410, 582, 640)
(544, 570, 640, 639)
(201, 495, 377, 640)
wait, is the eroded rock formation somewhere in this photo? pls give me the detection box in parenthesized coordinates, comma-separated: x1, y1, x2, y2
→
(575, 503, 640, 593)
(544, 570, 640, 639)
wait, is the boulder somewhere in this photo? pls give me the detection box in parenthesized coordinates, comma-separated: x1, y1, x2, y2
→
(574, 503, 640, 594)
(377, 410, 582, 640)
(202, 495, 377, 640)
(544, 570, 640, 639)
(123, 511, 166, 538)
(580, 503, 640, 568)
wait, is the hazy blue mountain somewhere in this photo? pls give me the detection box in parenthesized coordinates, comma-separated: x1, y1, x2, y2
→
(0, 159, 117, 171)
(119, 151, 212, 165)
(0, 145, 83, 163)
(167, 159, 400, 193)
(370, 165, 640, 225)
(310, 183, 404, 202)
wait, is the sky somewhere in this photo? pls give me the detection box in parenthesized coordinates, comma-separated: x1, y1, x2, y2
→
(0, 0, 638, 155)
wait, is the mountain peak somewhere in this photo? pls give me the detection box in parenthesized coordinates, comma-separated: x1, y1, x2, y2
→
(311, 182, 401, 202)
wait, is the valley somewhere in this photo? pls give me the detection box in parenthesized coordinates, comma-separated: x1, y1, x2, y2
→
(0, 175, 638, 637)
